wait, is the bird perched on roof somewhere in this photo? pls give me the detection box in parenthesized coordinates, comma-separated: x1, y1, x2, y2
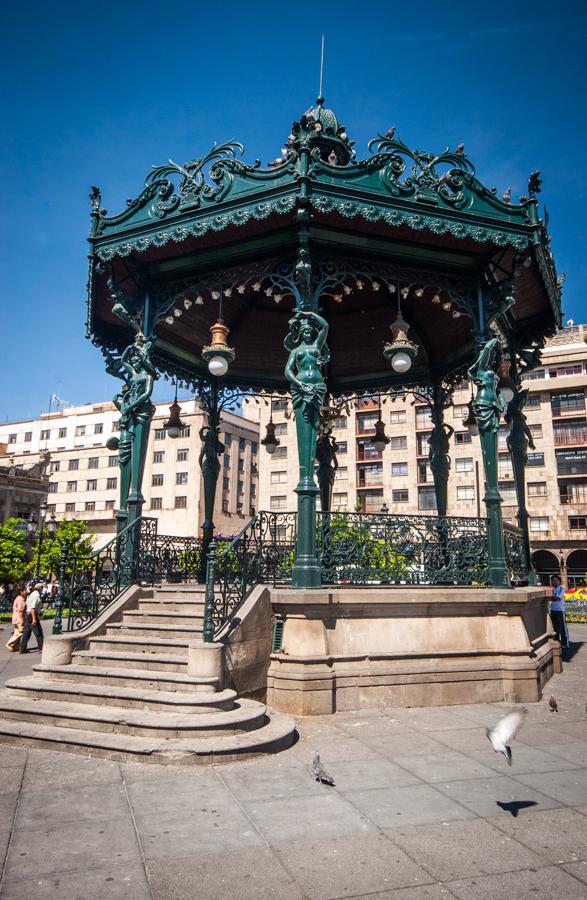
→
(455, 143, 465, 155)
(312, 752, 335, 785)
(385, 127, 396, 140)
(549, 696, 558, 713)
(503, 188, 512, 204)
(486, 708, 528, 765)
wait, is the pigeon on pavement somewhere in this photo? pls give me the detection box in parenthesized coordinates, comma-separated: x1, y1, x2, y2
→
(549, 696, 558, 713)
(486, 708, 528, 765)
(312, 752, 335, 785)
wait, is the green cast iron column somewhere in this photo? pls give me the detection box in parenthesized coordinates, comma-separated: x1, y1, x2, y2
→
(428, 384, 454, 518)
(468, 337, 509, 587)
(197, 382, 224, 583)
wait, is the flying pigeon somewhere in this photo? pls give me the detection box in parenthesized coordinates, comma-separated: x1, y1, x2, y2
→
(385, 127, 396, 140)
(549, 696, 558, 713)
(312, 752, 335, 785)
(455, 143, 465, 155)
(486, 708, 528, 765)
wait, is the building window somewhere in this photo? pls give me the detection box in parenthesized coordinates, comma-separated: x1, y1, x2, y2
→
(179, 425, 190, 438)
(335, 467, 348, 481)
(238, 458, 245, 472)
(153, 450, 165, 463)
(392, 489, 409, 502)
(152, 474, 164, 487)
(48, 482, 58, 493)
(418, 486, 437, 511)
(356, 412, 379, 434)
(553, 421, 587, 446)
(174, 496, 187, 509)
(177, 448, 189, 462)
(105, 500, 115, 510)
(46, 504, 56, 514)
(75, 425, 86, 436)
(8, 434, 16, 444)
(358, 463, 382, 486)
(549, 364, 584, 378)
(224, 433, 233, 447)
(58, 428, 67, 438)
(65, 502, 76, 512)
(94, 423, 103, 434)
(154, 428, 166, 440)
(87, 479, 97, 491)
(150, 497, 162, 510)
(271, 471, 288, 484)
(457, 485, 475, 501)
(527, 452, 545, 467)
(222, 499, 229, 514)
(274, 423, 288, 436)
(455, 457, 474, 473)
(390, 410, 407, 425)
(361, 489, 384, 513)
(176, 472, 188, 485)
(390, 436, 407, 450)
(106, 477, 117, 490)
(273, 446, 287, 459)
(332, 492, 348, 510)
(525, 394, 541, 408)
(68, 459, 79, 471)
(237, 480, 244, 494)
(416, 434, 430, 456)
(251, 442, 258, 454)
(332, 416, 347, 429)
(272, 399, 288, 413)
(223, 476, 230, 490)
(564, 482, 587, 503)
(239, 437, 246, 451)
(569, 516, 587, 530)
(66, 481, 77, 492)
(415, 407, 433, 429)
(498, 453, 513, 478)
(24, 432, 32, 442)
(529, 424, 543, 439)
(530, 516, 549, 533)
(50, 461, 60, 473)
(270, 495, 287, 510)
(455, 431, 472, 444)
(525, 369, 545, 381)
(107, 455, 118, 467)
(88, 457, 99, 469)
(85, 501, 95, 511)
(417, 460, 431, 484)
(336, 441, 347, 454)
(556, 450, 587, 475)
(223, 453, 230, 467)
(112, 420, 120, 432)
(528, 482, 547, 497)
(452, 405, 468, 422)
(551, 391, 585, 415)
(41, 429, 50, 440)
(391, 462, 408, 476)
(499, 480, 517, 504)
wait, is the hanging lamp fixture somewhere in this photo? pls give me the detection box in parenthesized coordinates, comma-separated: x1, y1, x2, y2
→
(261, 397, 280, 455)
(371, 392, 390, 452)
(163, 379, 186, 438)
(383, 283, 419, 373)
(201, 284, 235, 377)
(498, 358, 515, 405)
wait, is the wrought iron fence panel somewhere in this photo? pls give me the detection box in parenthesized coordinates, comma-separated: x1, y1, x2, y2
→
(503, 522, 528, 583)
(207, 511, 297, 634)
(319, 512, 489, 585)
(153, 534, 203, 583)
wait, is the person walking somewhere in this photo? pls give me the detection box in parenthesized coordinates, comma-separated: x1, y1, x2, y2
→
(6, 586, 26, 651)
(19, 582, 44, 654)
(550, 575, 570, 660)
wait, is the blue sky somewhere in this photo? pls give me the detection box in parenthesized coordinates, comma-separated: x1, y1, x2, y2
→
(1, 0, 585, 422)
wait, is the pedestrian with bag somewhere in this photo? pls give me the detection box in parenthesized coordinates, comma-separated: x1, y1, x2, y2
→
(19, 582, 44, 654)
(6, 586, 26, 651)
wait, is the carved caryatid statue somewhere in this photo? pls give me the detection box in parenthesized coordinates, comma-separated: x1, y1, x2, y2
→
(505, 387, 535, 462)
(428, 402, 454, 517)
(199, 424, 224, 480)
(467, 338, 506, 434)
(316, 426, 338, 512)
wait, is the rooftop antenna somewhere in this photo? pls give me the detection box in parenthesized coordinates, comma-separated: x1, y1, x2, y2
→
(318, 34, 325, 103)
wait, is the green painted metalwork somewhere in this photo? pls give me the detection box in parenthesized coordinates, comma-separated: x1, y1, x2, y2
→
(503, 522, 529, 584)
(285, 308, 329, 588)
(468, 338, 509, 587)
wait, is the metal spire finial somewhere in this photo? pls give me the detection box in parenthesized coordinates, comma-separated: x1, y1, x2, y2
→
(317, 34, 325, 105)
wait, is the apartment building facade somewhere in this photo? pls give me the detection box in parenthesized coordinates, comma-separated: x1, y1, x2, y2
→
(0, 399, 260, 543)
(251, 325, 587, 586)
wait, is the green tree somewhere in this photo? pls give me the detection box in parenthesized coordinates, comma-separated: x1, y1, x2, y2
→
(0, 518, 31, 583)
(36, 519, 96, 578)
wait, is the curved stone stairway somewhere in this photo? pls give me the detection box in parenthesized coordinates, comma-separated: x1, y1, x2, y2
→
(0, 584, 296, 764)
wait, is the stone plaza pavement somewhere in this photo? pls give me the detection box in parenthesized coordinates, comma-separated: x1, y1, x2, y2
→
(0, 624, 585, 900)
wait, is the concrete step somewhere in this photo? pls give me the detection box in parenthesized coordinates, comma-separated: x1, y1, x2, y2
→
(73, 649, 188, 672)
(5, 676, 237, 712)
(153, 585, 206, 598)
(105, 623, 202, 641)
(88, 635, 191, 657)
(123, 611, 202, 626)
(33, 663, 219, 693)
(0, 695, 267, 738)
(0, 711, 298, 764)
(138, 599, 205, 613)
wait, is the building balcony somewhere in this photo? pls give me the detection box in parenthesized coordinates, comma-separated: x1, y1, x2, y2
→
(356, 448, 383, 461)
(554, 433, 587, 448)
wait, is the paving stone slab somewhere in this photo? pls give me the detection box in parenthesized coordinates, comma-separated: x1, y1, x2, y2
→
(335, 716, 418, 737)
(516, 724, 579, 747)
(562, 860, 587, 885)
(446, 864, 587, 899)
(242, 791, 376, 844)
(359, 733, 452, 759)
(421, 727, 493, 754)
(386, 819, 546, 881)
(135, 806, 265, 861)
(20, 748, 121, 792)
(540, 742, 587, 766)
(346, 783, 475, 830)
(125, 769, 233, 817)
(0, 862, 151, 900)
(392, 750, 497, 783)
(434, 775, 561, 818)
(512, 769, 587, 806)
(345, 885, 457, 899)
(287, 734, 380, 763)
(14, 781, 130, 831)
(467, 744, 581, 775)
(146, 847, 305, 900)
(319, 757, 422, 792)
(273, 832, 431, 900)
(486, 806, 587, 864)
(0, 746, 27, 768)
(216, 758, 317, 802)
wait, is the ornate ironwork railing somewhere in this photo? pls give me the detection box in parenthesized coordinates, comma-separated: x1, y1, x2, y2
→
(319, 512, 490, 586)
(204, 511, 297, 639)
(503, 521, 529, 583)
(56, 518, 203, 632)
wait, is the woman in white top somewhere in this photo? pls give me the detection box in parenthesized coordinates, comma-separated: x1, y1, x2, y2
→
(550, 575, 569, 655)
